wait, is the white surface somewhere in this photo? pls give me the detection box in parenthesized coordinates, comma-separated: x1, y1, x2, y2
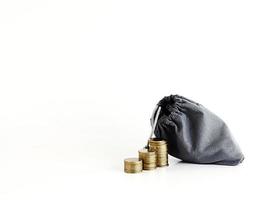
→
(0, 0, 280, 199)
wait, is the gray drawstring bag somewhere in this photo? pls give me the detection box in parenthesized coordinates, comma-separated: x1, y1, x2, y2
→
(150, 95, 244, 166)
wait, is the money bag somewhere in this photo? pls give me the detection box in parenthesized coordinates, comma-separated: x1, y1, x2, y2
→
(151, 95, 244, 166)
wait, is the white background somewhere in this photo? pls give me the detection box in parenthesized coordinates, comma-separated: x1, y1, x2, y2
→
(0, 0, 280, 199)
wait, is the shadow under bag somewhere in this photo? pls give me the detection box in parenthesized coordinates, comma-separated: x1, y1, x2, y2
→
(151, 95, 244, 166)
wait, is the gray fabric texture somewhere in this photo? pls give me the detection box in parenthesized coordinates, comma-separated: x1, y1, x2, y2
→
(152, 95, 244, 166)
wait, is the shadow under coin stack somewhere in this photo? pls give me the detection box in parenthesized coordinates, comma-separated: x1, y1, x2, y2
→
(138, 148, 157, 170)
(124, 158, 143, 173)
(149, 138, 168, 167)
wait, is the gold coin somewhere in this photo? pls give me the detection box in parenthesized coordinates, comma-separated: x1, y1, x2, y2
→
(155, 152, 168, 156)
(157, 163, 168, 167)
(124, 169, 142, 173)
(143, 166, 156, 170)
(140, 158, 156, 162)
(143, 163, 157, 168)
(138, 149, 156, 158)
(144, 163, 155, 167)
(154, 153, 167, 158)
(157, 158, 168, 162)
(138, 148, 157, 164)
(150, 148, 168, 153)
(157, 159, 167, 162)
(152, 142, 167, 145)
(157, 158, 168, 161)
(149, 144, 168, 152)
(150, 150, 167, 154)
(138, 148, 156, 154)
(143, 160, 156, 164)
(124, 158, 142, 173)
(156, 154, 168, 158)
(125, 164, 143, 169)
(149, 145, 167, 151)
(157, 159, 168, 163)
(124, 158, 142, 164)
(124, 166, 142, 171)
(152, 151, 168, 155)
(149, 138, 167, 146)
(157, 157, 168, 161)
(143, 164, 156, 170)
(124, 168, 142, 173)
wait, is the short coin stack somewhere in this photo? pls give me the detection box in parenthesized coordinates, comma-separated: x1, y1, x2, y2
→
(138, 148, 157, 170)
(124, 158, 143, 173)
(149, 138, 168, 167)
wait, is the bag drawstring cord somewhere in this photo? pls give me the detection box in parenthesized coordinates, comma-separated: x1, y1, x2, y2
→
(145, 105, 161, 148)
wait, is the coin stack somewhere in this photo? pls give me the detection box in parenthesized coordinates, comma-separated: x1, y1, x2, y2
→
(124, 158, 143, 173)
(149, 138, 168, 167)
(138, 148, 157, 170)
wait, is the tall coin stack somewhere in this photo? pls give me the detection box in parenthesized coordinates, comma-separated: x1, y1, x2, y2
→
(138, 148, 157, 170)
(149, 138, 168, 167)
